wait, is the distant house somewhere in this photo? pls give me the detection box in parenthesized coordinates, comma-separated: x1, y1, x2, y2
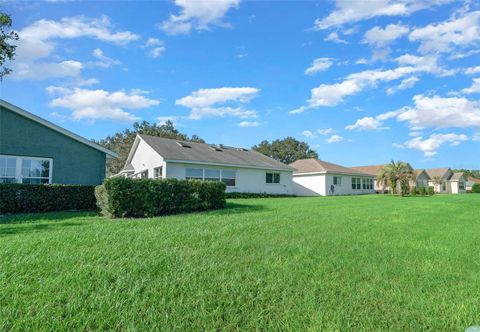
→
(119, 134, 294, 194)
(289, 158, 375, 196)
(0, 99, 117, 185)
(466, 177, 480, 191)
(426, 168, 466, 194)
(411, 169, 431, 189)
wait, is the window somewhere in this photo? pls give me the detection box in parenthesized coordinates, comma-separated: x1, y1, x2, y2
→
(0, 156, 17, 183)
(221, 170, 236, 187)
(205, 169, 220, 181)
(186, 168, 203, 180)
(362, 178, 367, 189)
(266, 172, 280, 184)
(352, 177, 361, 190)
(333, 176, 342, 185)
(154, 166, 163, 179)
(0, 155, 52, 184)
(459, 182, 465, 190)
(140, 170, 148, 179)
(366, 178, 374, 190)
(442, 182, 446, 191)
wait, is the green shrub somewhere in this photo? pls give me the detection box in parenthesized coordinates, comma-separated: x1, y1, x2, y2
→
(418, 186, 427, 196)
(0, 184, 96, 214)
(472, 183, 480, 193)
(95, 177, 226, 218)
(409, 186, 417, 196)
(428, 186, 435, 196)
(225, 192, 295, 199)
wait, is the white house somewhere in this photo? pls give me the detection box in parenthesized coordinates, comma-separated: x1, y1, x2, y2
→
(118, 135, 294, 194)
(289, 158, 375, 196)
(426, 168, 466, 194)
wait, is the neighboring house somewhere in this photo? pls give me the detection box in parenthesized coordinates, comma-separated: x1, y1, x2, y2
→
(426, 168, 466, 194)
(289, 158, 375, 196)
(119, 134, 294, 194)
(411, 169, 431, 189)
(351, 164, 387, 192)
(0, 99, 117, 185)
(466, 177, 480, 191)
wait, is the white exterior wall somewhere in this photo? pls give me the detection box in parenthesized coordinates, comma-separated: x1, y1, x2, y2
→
(166, 162, 293, 194)
(293, 173, 375, 196)
(130, 140, 167, 178)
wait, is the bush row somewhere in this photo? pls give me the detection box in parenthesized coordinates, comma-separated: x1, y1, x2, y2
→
(409, 186, 435, 196)
(95, 177, 226, 218)
(0, 184, 96, 214)
(472, 183, 480, 193)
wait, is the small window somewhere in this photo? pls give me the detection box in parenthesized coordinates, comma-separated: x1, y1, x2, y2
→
(221, 170, 236, 187)
(140, 170, 148, 179)
(442, 182, 446, 191)
(266, 172, 280, 184)
(333, 176, 342, 185)
(205, 169, 220, 181)
(352, 177, 361, 190)
(186, 167, 203, 180)
(0, 156, 17, 183)
(154, 166, 163, 179)
(177, 142, 191, 148)
(362, 178, 367, 190)
(21, 158, 51, 184)
(459, 182, 465, 190)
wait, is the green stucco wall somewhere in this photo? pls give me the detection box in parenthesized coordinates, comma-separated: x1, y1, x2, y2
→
(0, 106, 107, 185)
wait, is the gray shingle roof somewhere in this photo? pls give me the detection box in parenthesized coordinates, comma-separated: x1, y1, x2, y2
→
(449, 172, 465, 181)
(138, 135, 294, 171)
(426, 168, 451, 179)
(289, 158, 372, 176)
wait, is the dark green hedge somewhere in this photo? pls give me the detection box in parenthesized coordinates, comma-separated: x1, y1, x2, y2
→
(472, 183, 480, 193)
(95, 177, 226, 218)
(225, 192, 295, 199)
(0, 184, 96, 214)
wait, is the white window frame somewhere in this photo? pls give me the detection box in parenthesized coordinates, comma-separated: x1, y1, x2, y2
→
(153, 166, 163, 179)
(185, 167, 237, 187)
(266, 172, 281, 184)
(0, 154, 53, 184)
(333, 176, 342, 186)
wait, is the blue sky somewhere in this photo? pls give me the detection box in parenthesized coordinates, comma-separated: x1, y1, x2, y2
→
(1, 0, 480, 169)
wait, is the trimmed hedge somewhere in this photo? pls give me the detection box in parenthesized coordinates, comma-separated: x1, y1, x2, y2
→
(225, 192, 295, 199)
(95, 177, 226, 218)
(0, 184, 96, 214)
(428, 186, 435, 196)
(472, 183, 480, 193)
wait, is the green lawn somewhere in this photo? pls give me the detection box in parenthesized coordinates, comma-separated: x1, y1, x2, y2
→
(1, 195, 480, 330)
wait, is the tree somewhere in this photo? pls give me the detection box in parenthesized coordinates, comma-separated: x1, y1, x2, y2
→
(377, 160, 414, 196)
(0, 13, 19, 80)
(98, 120, 204, 176)
(252, 137, 318, 164)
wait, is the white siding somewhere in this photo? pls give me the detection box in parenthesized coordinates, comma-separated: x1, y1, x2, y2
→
(130, 140, 167, 178)
(166, 162, 293, 194)
(293, 173, 375, 196)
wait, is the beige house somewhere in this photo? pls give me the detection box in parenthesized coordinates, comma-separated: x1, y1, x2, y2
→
(289, 158, 375, 196)
(426, 168, 466, 194)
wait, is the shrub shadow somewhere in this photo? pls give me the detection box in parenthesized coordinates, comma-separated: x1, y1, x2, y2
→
(0, 211, 99, 225)
(0, 221, 83, 237)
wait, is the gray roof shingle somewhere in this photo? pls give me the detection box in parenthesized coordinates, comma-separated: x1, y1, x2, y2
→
(289, 158, 372, 176)
(138, 135, 294, 171)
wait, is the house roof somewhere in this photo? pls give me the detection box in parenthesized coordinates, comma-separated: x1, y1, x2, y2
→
(289, 158, 372, 176)
(350, 165, 386, 177)
(425, 168, 451, 179)
(449, 172, 465, 181)
(0, 99, 117, 158)
(135, 134, 294, 171)
(413, 169, 430, 179)
(468, 177, 480, 184)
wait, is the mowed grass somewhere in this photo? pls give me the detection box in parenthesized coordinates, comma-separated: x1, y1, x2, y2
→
(1, 195, 480, 331)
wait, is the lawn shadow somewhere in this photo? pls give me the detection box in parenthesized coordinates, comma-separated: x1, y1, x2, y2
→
(212, 201, 268, 216)
(0, 211, 99, 225)
(0, 221, 84, 237)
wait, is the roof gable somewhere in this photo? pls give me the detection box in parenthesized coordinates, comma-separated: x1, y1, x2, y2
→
(426, 168, 452, 179)
(0, 99, 117, 157)
(135, 134, 294, 171)
(290, 158, 372, 176)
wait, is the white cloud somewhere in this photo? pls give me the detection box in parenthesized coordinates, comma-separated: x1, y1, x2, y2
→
(12, 16, 138, 80)
(473, 133, 480, 141)
(397, 94, 480, 128)
(238, 121, 260, 127)
(300, 130, 316, 139)
(159, 0, 241, 35)
(346, 110, 400, 131)
(149, 47, 166, 58)
(176, 87, 259, 120)
(462, 78, 480, 94)
(47, 87, 159, 122)
(325, 134, 344, 143)
(363, 24, 409, 47)
(465, 66, 480, 74)
(305, 57, 334, 75)
(157, 116, 180, 125)
(324, 31, 347, 44)
(91, 48, 121, 68)
(313, 0, 450, 30)
(409, 10, 480, 54)
(386, 76, 419, 95)
(356, 58, 368, 64)
(394, 133, 468, 156)
(289, 106, 306, 115)
(317, 128, 336, 135)
(143, 38, 166, 58)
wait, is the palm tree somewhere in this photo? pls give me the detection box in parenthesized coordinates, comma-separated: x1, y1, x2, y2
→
(378, 161, 414, 196)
